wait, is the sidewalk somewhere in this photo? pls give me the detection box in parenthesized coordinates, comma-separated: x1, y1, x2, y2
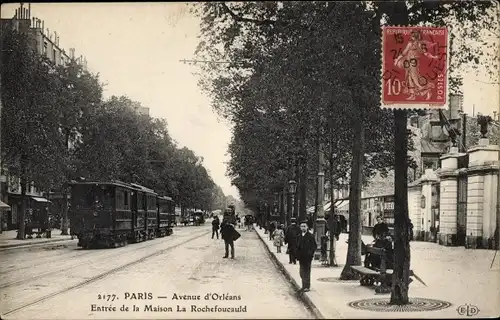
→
(255, 225, 500, 319)
(0, 229, 75, 249)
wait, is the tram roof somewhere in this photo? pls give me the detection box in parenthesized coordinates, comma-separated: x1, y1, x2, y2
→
(129, 183, 157, 194)
(68, 180, 132, 189)
(157, 195, 173, 201)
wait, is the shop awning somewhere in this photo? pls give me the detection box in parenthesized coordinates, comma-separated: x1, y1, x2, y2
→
(0, 200, 10, 210)
(31, 197, 51, 203)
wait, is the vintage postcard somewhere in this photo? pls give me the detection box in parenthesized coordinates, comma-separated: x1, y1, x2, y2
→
(0, 2, 499, 319)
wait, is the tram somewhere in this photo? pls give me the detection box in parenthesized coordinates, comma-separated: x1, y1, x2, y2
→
(69, 180, 174, 249)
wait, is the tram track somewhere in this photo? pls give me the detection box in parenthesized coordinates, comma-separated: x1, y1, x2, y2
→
(0, 246, 95, 276)
(1, 229, 210, 317)
(0, 229, 205, 290)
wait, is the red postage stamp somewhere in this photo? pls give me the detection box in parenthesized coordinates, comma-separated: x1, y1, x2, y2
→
(381, 26, 449, 109)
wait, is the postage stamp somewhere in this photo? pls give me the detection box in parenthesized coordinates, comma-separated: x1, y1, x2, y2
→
(381, 26, 449, 110)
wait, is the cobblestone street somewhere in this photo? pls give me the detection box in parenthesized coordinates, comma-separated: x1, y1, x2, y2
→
(1, 224, 313, 319)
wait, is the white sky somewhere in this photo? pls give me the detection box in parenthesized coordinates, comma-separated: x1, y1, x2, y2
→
(1, 3, 499, 199)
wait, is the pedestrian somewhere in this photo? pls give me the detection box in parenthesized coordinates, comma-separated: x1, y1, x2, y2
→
(296, 221, 317, 293)
(269, 221, 276, 241)
(212, 215, 220, 239)
(247, 215, 254, 231)
(273, 224, 285, 253)
(333, 215, 342, 241)
(373, 215, 389, 240)
(408, 219, 414, 241)
(284, 218, 301, 264)
(220, 219, 240, 259)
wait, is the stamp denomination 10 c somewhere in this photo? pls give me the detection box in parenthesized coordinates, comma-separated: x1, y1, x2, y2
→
(381, 26, 449, 110)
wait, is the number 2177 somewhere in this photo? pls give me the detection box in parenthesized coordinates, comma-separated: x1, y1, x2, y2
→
(98, 294, 117, 301)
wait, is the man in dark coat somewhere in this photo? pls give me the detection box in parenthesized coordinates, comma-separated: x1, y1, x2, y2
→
(220, 219, 237, 259)
(284, 218, 301, 264)
(372, 216, 389, 240)
(212, 216, 220, 239)
(296, 221, 317, 292)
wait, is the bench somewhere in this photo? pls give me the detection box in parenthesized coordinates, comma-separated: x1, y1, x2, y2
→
(351, 245, 413, 294)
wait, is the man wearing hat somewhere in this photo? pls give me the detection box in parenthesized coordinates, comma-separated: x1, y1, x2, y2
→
(284, 217, 301, 264)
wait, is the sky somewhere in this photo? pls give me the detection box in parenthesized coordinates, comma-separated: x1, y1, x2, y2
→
(1, 2, 241, 199)
(1, 3, 499, 199)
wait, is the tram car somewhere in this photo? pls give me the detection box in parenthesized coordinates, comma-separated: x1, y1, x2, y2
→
(69, 180, 175, 249)
(192, 210, 205, 226)
(223, 204, 237, 225)
(157, 195, 175, 237)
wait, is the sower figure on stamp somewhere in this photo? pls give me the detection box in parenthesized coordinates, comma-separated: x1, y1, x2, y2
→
(285, 218, 301, 264)
(296, 221, 317, 293)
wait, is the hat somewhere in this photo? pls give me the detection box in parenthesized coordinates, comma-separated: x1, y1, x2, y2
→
(290, 218, 297, 222)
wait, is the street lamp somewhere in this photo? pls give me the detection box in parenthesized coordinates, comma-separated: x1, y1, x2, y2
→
(288, 180, 297, 221)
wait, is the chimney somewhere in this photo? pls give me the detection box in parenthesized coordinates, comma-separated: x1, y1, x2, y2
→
(54, 31, 58, 45)
(25, 8, 29, 19)
(28, 3, 31, 19)
(14, 9, 18, 19)
(42, 20, 44, 33)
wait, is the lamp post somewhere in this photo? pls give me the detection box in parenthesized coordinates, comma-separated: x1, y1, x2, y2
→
(288, 180, 297, 223)
(314, 161, 327, 260)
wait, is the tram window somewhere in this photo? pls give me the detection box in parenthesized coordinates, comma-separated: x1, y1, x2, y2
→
(124, 191, 128, 206)
(102, 187, 114, 210)
(73, 186, 94, 209)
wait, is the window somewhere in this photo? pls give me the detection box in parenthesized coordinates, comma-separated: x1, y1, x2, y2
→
(43, 42, 47, 56)
(124, 191, 129, 206)
(53, 49, 56, 62)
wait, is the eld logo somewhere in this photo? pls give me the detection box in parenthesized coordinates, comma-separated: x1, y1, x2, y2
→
(457, 304, 480, 317)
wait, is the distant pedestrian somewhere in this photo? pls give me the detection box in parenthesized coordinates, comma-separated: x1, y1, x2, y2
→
(212, 216, 220, 239)
(409, 219, 414, 241)
(296, 221, 317, 293)
(273, 224, 285, 253)
(333, 215, 342, 240)
(269, 221, 276, 241)
(285, 218, 301, 264)
(247, 216, 254, 231)
(221, 219, 240, 259)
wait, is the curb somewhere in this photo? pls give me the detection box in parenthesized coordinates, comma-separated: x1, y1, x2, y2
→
(0, 237, 75, 249)
(254, 226, 325, 320)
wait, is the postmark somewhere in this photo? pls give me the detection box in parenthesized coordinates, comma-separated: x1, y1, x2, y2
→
(381, 26, 449, 110)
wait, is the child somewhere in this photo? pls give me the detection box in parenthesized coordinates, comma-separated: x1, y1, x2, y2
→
(273, 224, 285, 253)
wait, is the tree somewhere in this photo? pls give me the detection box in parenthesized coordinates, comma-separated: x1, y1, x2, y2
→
(372, 0, 498, 304)
(193, 2, 396, 279)
(1, 27, 65, 239)
(55, 59, 103, 235)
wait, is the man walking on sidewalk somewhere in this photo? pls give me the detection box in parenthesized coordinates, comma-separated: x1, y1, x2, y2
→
(212, 216, 220, 239)
(296, 221, 317, 293)
(285, 218, 300, 264)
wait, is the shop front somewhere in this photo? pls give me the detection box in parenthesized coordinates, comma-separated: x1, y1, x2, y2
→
(5, 193, 51, 230)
